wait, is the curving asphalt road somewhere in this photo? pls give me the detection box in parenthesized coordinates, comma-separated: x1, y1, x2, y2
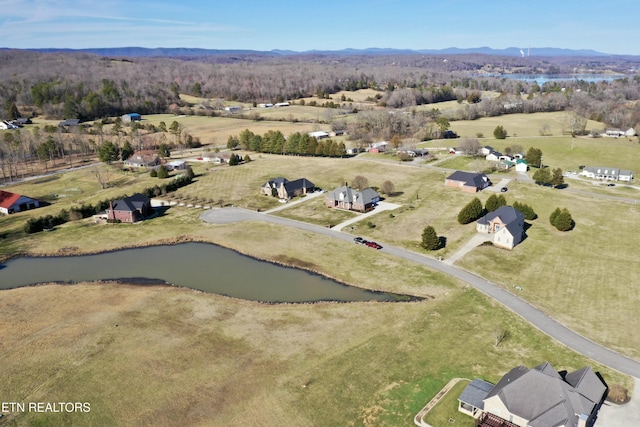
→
(200, 207, 640, 377)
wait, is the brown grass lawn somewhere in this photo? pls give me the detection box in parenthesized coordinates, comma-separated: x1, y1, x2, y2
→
(447, 112, 604, 139)
(140, 114, 318, 147)
(0, 280, 629, 426)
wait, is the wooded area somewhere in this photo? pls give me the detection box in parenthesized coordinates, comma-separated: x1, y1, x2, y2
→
(2, 49, 640, 182)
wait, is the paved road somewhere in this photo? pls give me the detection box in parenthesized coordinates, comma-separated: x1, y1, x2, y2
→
(200, 207, 640, 378)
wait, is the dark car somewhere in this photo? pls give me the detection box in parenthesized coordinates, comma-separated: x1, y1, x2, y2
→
(607, 183, 615, 187)
(443, 130, 458, 139)
(500, 187, 508, 192)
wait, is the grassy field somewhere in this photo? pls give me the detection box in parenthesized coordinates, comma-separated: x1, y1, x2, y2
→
(447, 111, 605, 139)
(140, 114, 318, 147)
(1, 109, 639, 425)
(0, 278, 629, 426)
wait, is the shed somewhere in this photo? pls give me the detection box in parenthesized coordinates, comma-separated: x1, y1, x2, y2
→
(122, 113, 142, 122)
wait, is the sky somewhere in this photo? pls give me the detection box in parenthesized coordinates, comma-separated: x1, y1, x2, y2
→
(1, 0, 639, 55)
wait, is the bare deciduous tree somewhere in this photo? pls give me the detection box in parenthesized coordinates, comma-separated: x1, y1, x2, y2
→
(351, 175, 369, 190)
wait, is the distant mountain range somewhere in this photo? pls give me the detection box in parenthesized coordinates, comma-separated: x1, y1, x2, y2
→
(9, 46, 615, 58)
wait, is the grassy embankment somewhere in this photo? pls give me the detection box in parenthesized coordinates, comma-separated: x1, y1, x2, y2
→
(0, 110, 638, 425)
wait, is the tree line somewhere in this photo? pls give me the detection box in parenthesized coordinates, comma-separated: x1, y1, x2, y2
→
(2, 50, 640, 131)
(227, 129, 347, 157)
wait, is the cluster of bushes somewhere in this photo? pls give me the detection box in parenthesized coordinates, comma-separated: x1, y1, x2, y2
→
(457, 196, 538, 225)
(24, 168, 195, 234)
(549, 207, 574, 231)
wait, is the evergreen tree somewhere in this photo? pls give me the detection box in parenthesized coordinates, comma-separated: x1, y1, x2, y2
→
(485, 194, 507, 212)
(554, 208, 574, 231)
(493, 125, 508, 139)
(228, 154, 239, 166)
(526, 147, 543, 168)
(226, 135, 240, 150)
(421, 226, 440, 250)
(533, 167, 552, 185)
(513, 201, 537, 220)
(98, 141, 120, 164)
(458, 197, 485, 224)
(150, 168, 158, 177)
(121, 140, 134, 162)
(551, 168, 565, 188)
(156, 165, 169, 179)
(549, 207, 562, 227)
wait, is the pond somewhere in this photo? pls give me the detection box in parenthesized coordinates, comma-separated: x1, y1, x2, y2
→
(493, 73, 624, 85)
(0, 242, 412, 303)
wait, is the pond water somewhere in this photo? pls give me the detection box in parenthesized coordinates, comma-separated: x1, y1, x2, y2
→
(494, 74, 624, 85)
(0, 243, 409, 303)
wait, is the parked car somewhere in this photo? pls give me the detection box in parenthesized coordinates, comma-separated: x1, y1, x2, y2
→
(607, 183, 615, 187)
(354, 237, 367, 245)
(365, 241, 382, 250)
(500, 187, 508, 192)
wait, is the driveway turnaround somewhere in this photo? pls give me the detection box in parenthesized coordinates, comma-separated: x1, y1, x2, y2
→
(200, 207, 640, 378)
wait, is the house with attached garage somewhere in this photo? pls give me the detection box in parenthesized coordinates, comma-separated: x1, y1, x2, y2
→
(476, 205, 525, 250)
(325, 185, 379, 212)
(445, 171, 491, 193)
(94, 193, 153, 223)
(261, 177, 315, 200)
(580, 166, 633, 182)
(0, 190, 40, 214)
(458, 362, 608, 427)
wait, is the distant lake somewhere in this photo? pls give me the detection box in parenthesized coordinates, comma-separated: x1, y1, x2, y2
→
(0, 243, 413, 303)
(493, 74, 624, 85)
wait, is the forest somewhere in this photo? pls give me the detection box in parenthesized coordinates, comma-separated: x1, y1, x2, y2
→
(2, 49, 640, 182)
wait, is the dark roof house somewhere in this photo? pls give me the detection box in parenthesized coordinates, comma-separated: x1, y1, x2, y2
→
(261, 177, 315, 199)
(459, 363, 608, 427)
(325, 186, 379, 212)
(98, 193, 153, 223)
(445, 171, 491, 193)
(476, 205, 525, 250)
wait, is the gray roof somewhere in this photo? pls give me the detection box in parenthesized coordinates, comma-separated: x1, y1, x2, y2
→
(458, 379, 494, 409)
(478, 205, 524, 227)
(112, 193, 150, 212)
(446, 171, 490, 188)
(584, 166, 633, 177)
(484, 362, 607, 427)
(326, 186, 380, 206)
(284, 178, 315, 194)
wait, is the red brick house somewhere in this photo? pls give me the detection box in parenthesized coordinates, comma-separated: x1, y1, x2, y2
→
(96, 193, 153, 223)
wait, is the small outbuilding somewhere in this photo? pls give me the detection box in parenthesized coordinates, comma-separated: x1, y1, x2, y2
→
(122, 113, 142, 122)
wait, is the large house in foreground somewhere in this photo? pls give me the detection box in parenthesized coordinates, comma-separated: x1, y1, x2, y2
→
(458, 362, 608, 427)
(445, 171, 491, 193)
(325, 186, 380, 212)
(476, 205, 525, 250)
(580, 166, 633, 182)
(0, 190, 40, 215)
(261, 177, 315, 200)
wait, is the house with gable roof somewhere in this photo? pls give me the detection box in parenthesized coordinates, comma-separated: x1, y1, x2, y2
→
(261, 177, 315, 200)
(445, 171, 491, 193)
(325, 185, 379, 212)
(477, 205, 525, 250)
(94, 193, 153, 223)
(458, 362, 608, 427)
(581, 166, 633, 182)
(0, 190, 40, 215)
